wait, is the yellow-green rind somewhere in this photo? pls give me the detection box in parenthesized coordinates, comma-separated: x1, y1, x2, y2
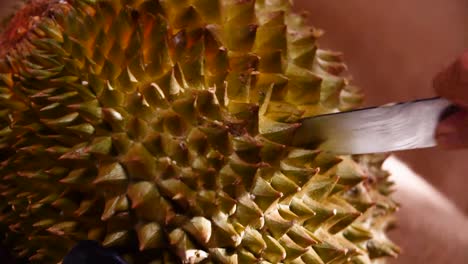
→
(0, 0, 398, 263)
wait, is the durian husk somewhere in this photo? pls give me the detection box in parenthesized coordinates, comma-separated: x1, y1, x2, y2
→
(0, 0, 399, 263)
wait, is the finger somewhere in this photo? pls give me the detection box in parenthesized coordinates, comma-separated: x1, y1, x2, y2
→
(433, 52, 468, 106)
(435, 108, 468, 148)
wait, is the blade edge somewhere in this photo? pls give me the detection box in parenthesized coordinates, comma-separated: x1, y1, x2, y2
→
(293, 98, 453, 154)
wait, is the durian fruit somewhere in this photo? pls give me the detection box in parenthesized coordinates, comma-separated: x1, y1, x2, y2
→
(0, 0, 399, 263)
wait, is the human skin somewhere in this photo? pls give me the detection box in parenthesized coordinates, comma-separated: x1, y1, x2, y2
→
(434, 52, 468, 106)
(434, 52, 468, 148)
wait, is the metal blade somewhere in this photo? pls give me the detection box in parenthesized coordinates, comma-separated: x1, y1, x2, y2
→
(292, 98, 453, 154)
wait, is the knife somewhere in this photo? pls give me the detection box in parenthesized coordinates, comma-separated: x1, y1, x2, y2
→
(292, 97, 457, 154)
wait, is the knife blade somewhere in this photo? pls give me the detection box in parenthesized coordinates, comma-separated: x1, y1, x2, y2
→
(292, 97, 455, 154)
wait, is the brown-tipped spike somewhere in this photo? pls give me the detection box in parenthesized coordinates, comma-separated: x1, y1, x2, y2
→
(279, 235, 308, 261)
(263, 235, 286, 263)
(126, 181, 159, 209)
(59, 168, 89, 184)
(102, 230, 129, 247)
(183, 216, 212, 244)
(209, 248, 238, 264)
(241, 227, 266, 255)
(367, 239, 400, 259)
(136, 222, 164, 251)
(93, 162, 127, 185)
(102, 195, 129, 221)
(264, 210, 293, 239)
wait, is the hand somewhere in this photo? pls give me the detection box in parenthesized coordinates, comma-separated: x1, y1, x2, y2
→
(433, 52, 468, 148)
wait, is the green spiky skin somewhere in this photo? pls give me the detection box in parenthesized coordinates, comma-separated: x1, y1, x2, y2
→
(0, 0, 399, 263)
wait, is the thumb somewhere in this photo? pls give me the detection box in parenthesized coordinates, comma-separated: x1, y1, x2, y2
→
(436, 108, 468, 148)
(433, 52, 468, 106)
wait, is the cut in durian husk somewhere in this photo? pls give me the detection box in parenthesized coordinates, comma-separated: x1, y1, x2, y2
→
(0, 0, 399, 263)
